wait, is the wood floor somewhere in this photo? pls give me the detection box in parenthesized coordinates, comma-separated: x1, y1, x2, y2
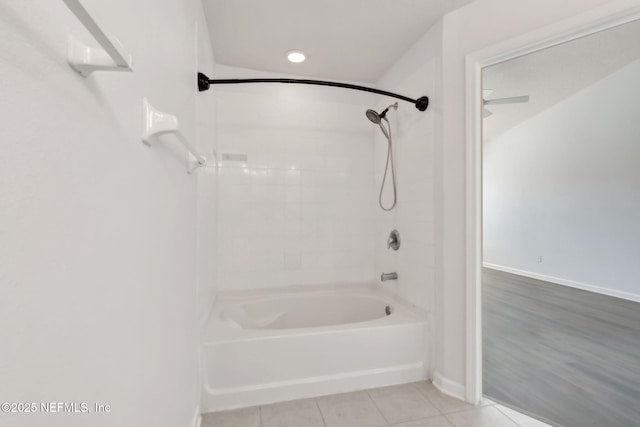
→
(482, 267, 640, 427)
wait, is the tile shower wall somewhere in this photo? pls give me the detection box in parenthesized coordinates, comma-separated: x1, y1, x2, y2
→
(373, 23, 440, 312)
(215, 65, 376, 290)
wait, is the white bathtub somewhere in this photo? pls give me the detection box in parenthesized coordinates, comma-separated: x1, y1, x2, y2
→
(201, 283, 429, 412)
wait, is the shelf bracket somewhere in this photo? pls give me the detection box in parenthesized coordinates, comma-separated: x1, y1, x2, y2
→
(142, 98, 207, 172)
(62, 0, 133, 76)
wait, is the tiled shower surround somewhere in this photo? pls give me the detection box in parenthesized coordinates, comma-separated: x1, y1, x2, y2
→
(214, 60, 436, 306)
(217, 130, 374, 290)
(215, 69, 377, 290)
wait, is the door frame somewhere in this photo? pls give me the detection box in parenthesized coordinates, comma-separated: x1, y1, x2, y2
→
(463, 2, 640, 404)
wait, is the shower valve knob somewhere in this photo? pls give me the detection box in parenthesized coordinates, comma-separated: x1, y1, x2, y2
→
(387, 229, 400, 250)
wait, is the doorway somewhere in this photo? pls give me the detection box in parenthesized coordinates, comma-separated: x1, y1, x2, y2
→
(479, 17, 640, 427)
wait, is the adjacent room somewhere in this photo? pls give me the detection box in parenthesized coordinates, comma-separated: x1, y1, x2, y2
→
(482, 18, 640, 427)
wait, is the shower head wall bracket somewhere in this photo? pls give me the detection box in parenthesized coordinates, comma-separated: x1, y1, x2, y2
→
(197, 72, 429, 112)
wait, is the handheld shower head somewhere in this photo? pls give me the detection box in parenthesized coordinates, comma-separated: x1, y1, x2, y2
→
(366, 109, 381, 124)
(365, 102, 398, 124)
(367, 103, 398, 212)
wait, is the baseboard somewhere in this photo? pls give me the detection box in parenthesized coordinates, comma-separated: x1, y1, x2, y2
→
(432, 371, 466, 402)
(483, 263, 640, 303)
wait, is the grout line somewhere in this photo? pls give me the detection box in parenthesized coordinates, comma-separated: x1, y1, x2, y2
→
(437, 401, 510, 426)
(412, 383, 449, 419)
(494, 405, 522, 427)
(442, 412, 456, 427)
(421, 389, 447, 415)
(494, 403, 560, 427)
(314, 399, 328, 427)
(258, 405, 263, 427)
(364, 389, 392, 426)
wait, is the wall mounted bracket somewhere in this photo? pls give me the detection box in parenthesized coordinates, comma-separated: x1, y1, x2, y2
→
(62, 0, 133, 76)
(67, 36, 133, 76)
(142, 98, 207, 172)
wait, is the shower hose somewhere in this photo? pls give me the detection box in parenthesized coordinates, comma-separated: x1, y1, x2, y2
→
(378, 117, 397, 211)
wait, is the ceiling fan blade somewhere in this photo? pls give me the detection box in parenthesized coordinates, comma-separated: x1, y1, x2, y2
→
(483, 95, 530, 106)
(483, 108, 493, 118)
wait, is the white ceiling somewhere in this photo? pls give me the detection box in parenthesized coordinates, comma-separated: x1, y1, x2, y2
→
(483, 19, 640, 141)
(202, 0, 475, 83)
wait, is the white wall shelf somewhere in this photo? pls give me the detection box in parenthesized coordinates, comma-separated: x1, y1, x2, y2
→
(62, 0, 133, 76)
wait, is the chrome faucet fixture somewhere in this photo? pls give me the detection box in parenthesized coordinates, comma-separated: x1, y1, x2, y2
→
(387, 229, 400, 250)
(381, 272, 398, 282)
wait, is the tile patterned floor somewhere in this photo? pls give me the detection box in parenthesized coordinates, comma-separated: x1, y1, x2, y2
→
(202, 381, 553, 427)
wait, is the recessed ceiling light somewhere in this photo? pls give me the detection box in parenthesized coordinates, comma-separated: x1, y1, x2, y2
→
(286, 50, 306, 63)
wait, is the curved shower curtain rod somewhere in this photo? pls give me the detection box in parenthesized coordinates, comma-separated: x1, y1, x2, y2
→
(197, 72, 429, 112)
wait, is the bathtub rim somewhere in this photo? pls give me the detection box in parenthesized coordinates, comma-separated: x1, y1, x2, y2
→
(222, 293, 397, 331)
(203, 282, 428, 344)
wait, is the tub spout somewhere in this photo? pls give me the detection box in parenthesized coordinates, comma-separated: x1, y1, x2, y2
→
(381, 272, 398, 282)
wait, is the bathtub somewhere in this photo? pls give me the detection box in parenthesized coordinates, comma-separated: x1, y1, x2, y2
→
(201, 283, 429, 412)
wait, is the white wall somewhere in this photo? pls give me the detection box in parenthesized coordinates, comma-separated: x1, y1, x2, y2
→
(196, 17, 219, 329)
(0, 1, 214, 426)
(374, 22, 441, 313)
(214, 65, 377, 290)
(433, 0, 638, 398)
(484, 59, 640, 301)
